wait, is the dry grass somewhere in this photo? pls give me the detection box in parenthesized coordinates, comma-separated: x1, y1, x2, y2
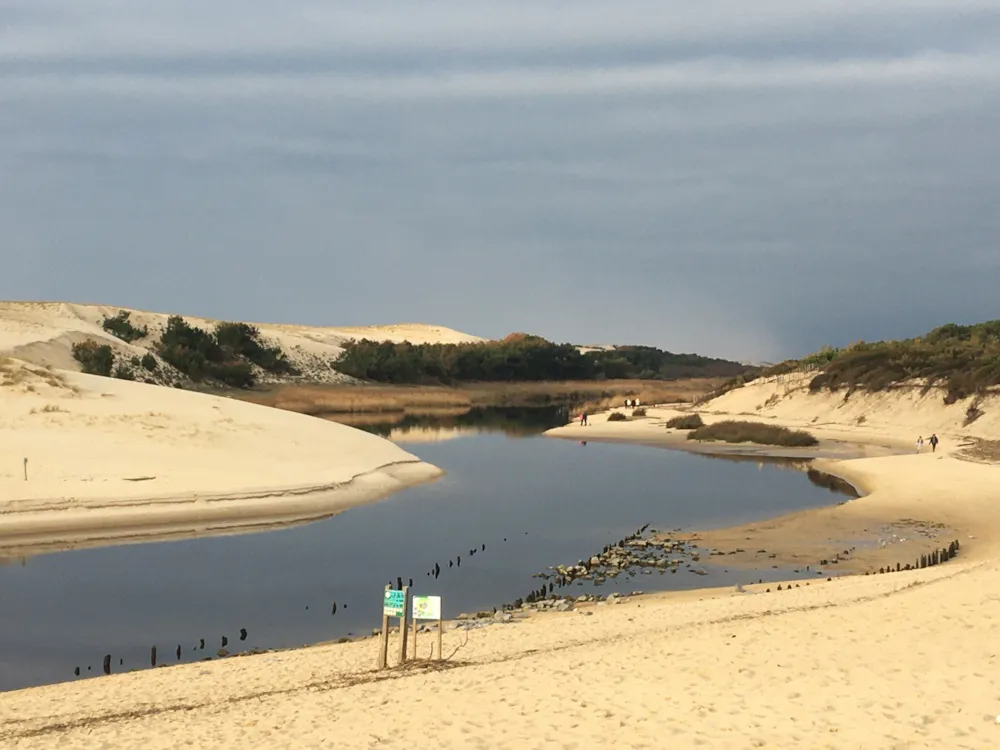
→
(232, 379, 723, 416)
(688, 420, 819, 447)
(29, 404, 68, 415)
(665, 413, 705, 430)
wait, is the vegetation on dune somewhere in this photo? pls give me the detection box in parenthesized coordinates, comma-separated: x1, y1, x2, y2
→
(72, 341, 115, 377)
(214, 322, 300, 376)
(606, 412, 628, 422)
(688, 420, 819, 447)
(665, 413, 704, 430)
(333, 336, 749, 385)
(631, 407, 647, 417)
(696, 320, 1000, 406)
(101, 311, 149, 343)
(156, 316, 299, 388)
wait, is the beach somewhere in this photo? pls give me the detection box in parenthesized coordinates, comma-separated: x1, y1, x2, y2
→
(3, 374, 1000, 747)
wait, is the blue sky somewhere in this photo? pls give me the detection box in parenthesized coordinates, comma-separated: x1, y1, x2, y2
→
(2, 1, 998, 361)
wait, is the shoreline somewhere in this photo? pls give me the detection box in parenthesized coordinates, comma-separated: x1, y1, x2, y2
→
(0, 460, 442, 556)
(543, 404, 995, 575)
(5, 389, 1000, 745)
(0, 363, 446, 558)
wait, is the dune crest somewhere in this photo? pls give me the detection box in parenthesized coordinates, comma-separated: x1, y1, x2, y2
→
(0, 301, 484, 384)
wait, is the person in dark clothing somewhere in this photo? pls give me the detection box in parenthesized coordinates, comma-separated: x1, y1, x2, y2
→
(580, 411, 588, 426)
(929, 433, 939, 452)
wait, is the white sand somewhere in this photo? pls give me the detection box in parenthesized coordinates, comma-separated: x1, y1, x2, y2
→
(0, 359, 442, 553)
(0, 301, 485, 384)
(0, 300, 485, 551)
(3, 374, 1000, 747)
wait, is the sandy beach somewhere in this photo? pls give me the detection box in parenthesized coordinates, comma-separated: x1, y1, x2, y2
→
(3, 373, 1000, 748)
(0, 302, 468, 554)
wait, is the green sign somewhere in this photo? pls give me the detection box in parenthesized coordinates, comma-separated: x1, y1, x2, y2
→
(383, 589, 405, 618)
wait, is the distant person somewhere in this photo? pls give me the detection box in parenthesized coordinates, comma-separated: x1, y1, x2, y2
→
(580, 412, 588, 426)
(930, 433, 939, 453)
(916, 436, 924, 453)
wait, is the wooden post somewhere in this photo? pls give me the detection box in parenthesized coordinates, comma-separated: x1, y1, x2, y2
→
(377, 584, 390, 670)
(398, 586, 410, 665)
(437, 615, 443, 661)
(412, 608, 419, 660)
(23, 458, 27, 481)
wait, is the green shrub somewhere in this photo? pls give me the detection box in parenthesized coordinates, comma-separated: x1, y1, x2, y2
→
(208, 361, 256, 389)
(666, 413, 704, 429)
(215, 322, 299, 375)
(157, 316, 258, 388)
(101, 311, 148, 343)
(687, 420, 818, 447)
(140, 353, 157, 371)
(112, 363, 136, 381)
(632, 408, 647, 417)
(72, 340, 115, 376)
(606, 412, 628, 422)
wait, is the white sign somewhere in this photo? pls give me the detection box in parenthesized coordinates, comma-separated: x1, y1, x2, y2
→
(412, 595, 442, 620)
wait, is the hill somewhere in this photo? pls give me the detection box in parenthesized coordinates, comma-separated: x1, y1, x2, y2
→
(0, 302, 485, 390)
(700, 320, 1000, 409)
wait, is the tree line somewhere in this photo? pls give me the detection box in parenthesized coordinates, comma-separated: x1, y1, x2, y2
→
(332, 335, 749, 384)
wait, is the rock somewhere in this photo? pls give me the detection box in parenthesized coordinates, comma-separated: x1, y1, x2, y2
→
(579, 610, 594, 617)
(691, 568, 708, 575)
(589, 556, 601, 566)
(554, 601, 574, 612)
(456, 613, 470, 620)
(494, 612, 513, 623)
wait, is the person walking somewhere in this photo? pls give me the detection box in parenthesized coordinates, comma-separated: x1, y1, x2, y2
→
(916, 436, 924, 453)
(930, 433, 939, 453)
(580, 411, 588, 427)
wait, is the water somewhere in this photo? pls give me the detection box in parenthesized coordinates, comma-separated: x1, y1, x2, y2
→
(0, 409, 852, 692)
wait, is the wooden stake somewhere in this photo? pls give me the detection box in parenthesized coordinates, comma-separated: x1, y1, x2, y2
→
(412, 609, 418, 661)
(23, 457, 28, 481)
(398, 586, 410, 665)
(377, 584, 390, 670)
(437, 615, 443, 661)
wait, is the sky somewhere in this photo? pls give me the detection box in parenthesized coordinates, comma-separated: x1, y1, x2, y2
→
(1, 1, 999, 362)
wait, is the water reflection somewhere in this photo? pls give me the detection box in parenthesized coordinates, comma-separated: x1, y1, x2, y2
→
(323, 405, 569, 440)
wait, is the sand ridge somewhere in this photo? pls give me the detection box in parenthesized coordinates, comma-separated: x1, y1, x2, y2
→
(0, 358, 442, 554)
(0, 301, 485, 384)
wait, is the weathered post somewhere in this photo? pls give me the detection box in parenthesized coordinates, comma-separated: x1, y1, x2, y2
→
(398, 586, 411, 665)
(23, 457, 28, 481)
(377, 584, 391, 670)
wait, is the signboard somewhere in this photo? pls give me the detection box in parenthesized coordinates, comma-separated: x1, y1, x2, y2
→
(412, 595, 442, 621)
(383, 589, 406, 618)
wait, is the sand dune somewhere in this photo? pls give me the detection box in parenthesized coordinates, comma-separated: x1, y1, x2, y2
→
(0, 358, 442, 554)
(0, 301, 485, 385)
(4, 375, 1000, 747)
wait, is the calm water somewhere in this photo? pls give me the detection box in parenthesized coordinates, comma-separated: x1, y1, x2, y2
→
(0, 409, 851, 692)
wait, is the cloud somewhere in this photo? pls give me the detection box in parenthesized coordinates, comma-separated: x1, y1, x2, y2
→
(1, 1, 998, 361)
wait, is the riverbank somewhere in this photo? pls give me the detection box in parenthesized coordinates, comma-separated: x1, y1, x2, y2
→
(4, 376, 1000, 747)
(232, 378, 722, 417)
(0, 359, 442, 555)
(545, 377, 1000, 575)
